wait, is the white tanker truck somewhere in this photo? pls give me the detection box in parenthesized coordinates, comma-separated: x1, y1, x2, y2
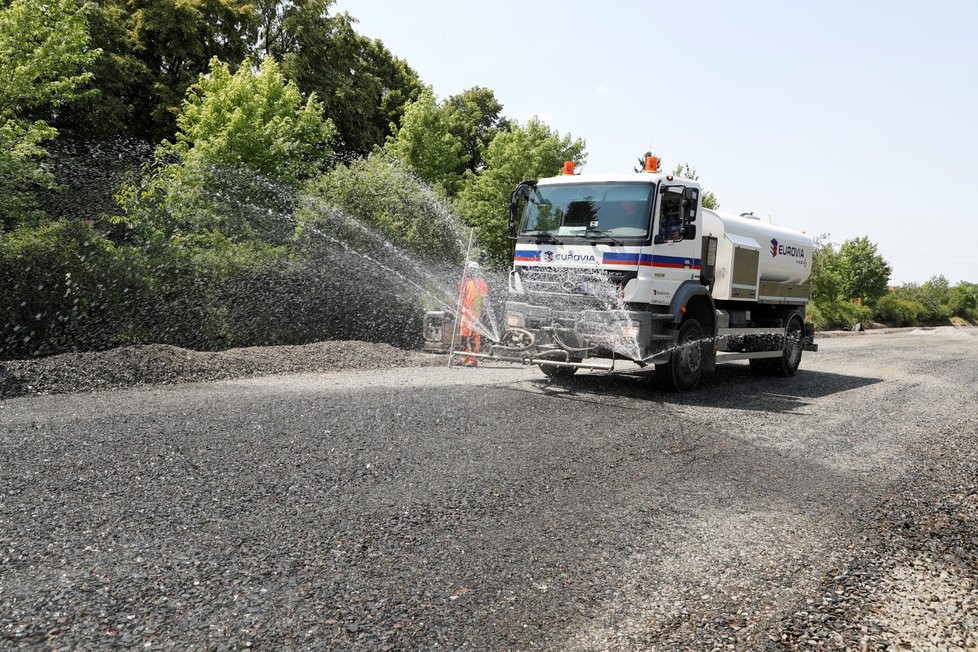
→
(471, 157, 818, 391)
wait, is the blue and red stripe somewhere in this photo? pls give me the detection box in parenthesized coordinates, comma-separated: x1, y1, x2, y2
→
(514, 249, 541, 262)
(514, 249, 701, 270)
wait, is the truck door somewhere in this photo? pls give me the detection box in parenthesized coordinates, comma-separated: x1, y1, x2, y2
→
(647, 184, 702, 303)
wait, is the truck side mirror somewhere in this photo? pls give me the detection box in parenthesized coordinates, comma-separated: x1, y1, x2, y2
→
(682, 224, 696, 239)
(508, 180, 536, 240)
(682, 187, 699, 221)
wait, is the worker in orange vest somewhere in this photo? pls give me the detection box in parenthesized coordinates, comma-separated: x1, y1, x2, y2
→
(460, 261, 489, 367)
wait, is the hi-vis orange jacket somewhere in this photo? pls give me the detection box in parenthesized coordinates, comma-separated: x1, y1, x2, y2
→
(460, 277, 488, 336)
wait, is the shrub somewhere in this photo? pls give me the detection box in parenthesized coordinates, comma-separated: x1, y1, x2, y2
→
(873, 294, 922, 327)
(301, 154, 464, 265)
(0, 220, 147, 358)
(807, 299, 872, 331)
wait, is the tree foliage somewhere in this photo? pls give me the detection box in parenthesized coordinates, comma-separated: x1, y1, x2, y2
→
(875, 276, 978, 325)
(809, 236, 843, 303)
(37, 0, 153, 140)
(384, 88, 464, 195)
(0, 0, 97, 226)
(808, 234, 891, 329)
(0, 0, 97, 117)
(128, 0, 256, 141)
(443, 86, 510, 175)
(118, 57, 335, 244)
(456, 119, 586, 266)
(168, 57, 335, 185)
(300, 153, 463, 264)
(253, 0, 422, 156)
(837, 236, 892, 305)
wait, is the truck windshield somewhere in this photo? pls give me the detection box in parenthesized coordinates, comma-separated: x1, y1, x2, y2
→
(519, 182, 654, 238)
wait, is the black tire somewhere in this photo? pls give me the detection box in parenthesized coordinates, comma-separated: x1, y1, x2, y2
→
(749, 317, 804, 377)
(539, 362, 578, 378)
(656, 318, 707, 392)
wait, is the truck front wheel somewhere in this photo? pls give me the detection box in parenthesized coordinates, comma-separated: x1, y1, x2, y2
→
(657, 318, 707, 392)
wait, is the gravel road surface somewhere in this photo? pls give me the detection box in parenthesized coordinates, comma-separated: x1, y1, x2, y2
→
(2, 327, 977, 650)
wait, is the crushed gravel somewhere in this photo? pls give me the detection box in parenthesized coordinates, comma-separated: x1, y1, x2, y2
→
(2, 328, 976, 649)
(0, 341, 443, 398)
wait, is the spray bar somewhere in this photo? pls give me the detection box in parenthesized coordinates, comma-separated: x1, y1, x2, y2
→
(448, 350, 616, 372)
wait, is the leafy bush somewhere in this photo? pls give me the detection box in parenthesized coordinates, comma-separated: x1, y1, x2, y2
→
(883, 278, 952, 325)
(873, 294, 922, 327)
(116, 57, 335, 246)
(949, 282, 978, 321)
(217, 256, 423, 350)
(301, 154, 464, 264)
(807, 299, 872, 331)
(0, 220, 146, 358)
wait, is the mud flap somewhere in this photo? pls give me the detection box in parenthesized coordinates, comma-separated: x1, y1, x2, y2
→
(803, 323, 818, 352)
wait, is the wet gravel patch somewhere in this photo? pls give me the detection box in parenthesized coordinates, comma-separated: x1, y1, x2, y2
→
(0, 341, 443, 398)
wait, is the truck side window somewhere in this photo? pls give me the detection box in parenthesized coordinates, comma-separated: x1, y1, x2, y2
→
(658, 187, 683, 241)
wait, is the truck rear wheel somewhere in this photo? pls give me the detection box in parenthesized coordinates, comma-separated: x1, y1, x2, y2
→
(657, 318, 706, 392)
(750, 317, 804, 377)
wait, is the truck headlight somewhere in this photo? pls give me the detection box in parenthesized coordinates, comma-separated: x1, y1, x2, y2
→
(506, 314, 525, 328)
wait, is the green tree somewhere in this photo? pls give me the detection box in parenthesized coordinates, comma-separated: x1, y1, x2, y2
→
(299, 153, 463, 263)
(384, 88, 465, 195)
(837, 236, 892, 305)
(671, 163, 719, 210)
(809, 235, 843, 303)
(949, 281, 978, 320)
(456, 118, 586, 266)
(443, 86, 511, 175)
(128, 0, 257, 142)
(169, 57, 335, 185)
(0, 0, 98, 227)
(35, 0, 153, 140)
(119, 56, 335, 243)
(252, 0, 422, 156)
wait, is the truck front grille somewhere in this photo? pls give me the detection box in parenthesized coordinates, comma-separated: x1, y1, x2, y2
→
(517, 266, 635, 303)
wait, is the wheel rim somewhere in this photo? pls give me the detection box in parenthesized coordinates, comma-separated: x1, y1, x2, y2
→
(678, 330, 703, 378)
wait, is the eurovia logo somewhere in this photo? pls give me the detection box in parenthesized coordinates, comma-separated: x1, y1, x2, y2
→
(770, 238, 806, 259)
(542, 250, 597, 264)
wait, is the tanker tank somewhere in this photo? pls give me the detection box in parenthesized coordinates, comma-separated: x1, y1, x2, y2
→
(701, 209, 814, 301)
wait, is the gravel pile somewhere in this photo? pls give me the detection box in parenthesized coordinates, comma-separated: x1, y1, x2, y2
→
(0, 341, 443, 398)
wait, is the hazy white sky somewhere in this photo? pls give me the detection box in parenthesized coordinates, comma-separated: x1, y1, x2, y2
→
(338, 0, 977, 284)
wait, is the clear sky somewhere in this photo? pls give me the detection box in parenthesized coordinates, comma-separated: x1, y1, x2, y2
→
(337, 0, 977, 284)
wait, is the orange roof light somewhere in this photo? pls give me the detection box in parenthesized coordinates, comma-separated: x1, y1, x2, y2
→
(562, 160, 575, 175)
(644, 156, 659, 173)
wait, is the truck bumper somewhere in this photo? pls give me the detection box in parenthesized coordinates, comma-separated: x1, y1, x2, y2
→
(488, 301, 659, 365)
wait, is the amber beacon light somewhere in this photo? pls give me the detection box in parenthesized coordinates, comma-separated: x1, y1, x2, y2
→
(562, 160, 575, 175)
(644, 156, 659, 173)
